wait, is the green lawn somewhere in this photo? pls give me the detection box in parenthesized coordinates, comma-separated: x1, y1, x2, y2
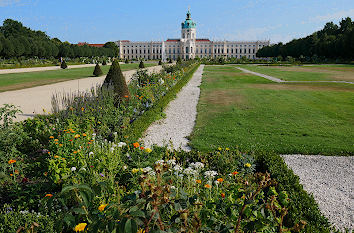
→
(0, 63, 157, 92)
(238, 65, 332, 81)
(189, 65, 354, 155)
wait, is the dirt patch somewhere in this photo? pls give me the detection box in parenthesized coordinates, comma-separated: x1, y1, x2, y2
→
(250, 83, 354, 92)
(270, 66, 354, 82)
(204, 89, 245, 107)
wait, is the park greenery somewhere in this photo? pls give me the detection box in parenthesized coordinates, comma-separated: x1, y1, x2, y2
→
(257, 17, 354, 61)
(0, 19, 118, 68)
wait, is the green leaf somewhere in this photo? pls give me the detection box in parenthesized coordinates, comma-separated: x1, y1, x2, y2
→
(124, 219, 137, 233)
(61, 185, 76, 194)
(73, 207, 86, 215)
(63, 213, 75, 227)
(130, 210, 145, 218)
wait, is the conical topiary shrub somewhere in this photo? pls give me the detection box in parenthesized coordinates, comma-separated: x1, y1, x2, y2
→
(102, 60, 107, 65)
(125, 58, 129, 64)
(158, 60, 162, 65)
(93, 63, 103, 77)
(176, 57, 182, 64)
(139, 60, 145, 68)
(60, 60, 67, 69)
(103, 60, 130, 103)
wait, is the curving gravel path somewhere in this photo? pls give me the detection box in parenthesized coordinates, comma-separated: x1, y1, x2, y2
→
(282, 154, 354, 231)
(0, 63, 98, 74)
(141, 65, 204, 151)
(0, 66, 163, 122)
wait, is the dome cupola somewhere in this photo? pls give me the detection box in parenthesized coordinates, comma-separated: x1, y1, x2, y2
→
(181, 9, 196, 29)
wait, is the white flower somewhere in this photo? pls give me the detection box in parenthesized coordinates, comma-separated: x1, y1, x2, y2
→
(89, 152, 94, 156)
(214, 180, 219, 185)
(118, 142, 127, 147)
(155, 160, 164, 166)
(80, 167, 87, 172)
(71, 167, 77, 172)
(112, 143, 117, 148)
(173, 165, 183, 172)
(143, 167, 153, 173)
(113, 132, 118, 136)
(167, 159, 176, 166)
(190, 162, 204, 170)
(110, 147, 114, 152)
(148, 171, 156, 176)
(204, 170, 218, 179)
(123, 165, 127, 170)
(170, 186, 176, 190)
(184, 167, 197, 176)
(159, 78, 165, 84)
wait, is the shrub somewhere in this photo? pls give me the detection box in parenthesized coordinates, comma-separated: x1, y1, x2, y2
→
(103, 60, 130, 101)
(177, 56, 182, 64)
(158, 60, 162, 65)
(93, 63, 103, 77)
(139, 60, 145, 68)
(125, 58, 129, 64)
(60, 60, 67, 69)
(102, 60, 107, 65)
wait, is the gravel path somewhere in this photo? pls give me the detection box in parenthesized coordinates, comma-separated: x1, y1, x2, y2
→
(141, 65, 204, 151)
(0, 66, 163, 122)
(236, 67, 354, 84)
(0, 64, 98, 74)
(282, 154, 354, 231)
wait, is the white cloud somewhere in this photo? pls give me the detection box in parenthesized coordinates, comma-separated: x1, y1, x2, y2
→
(0, 0, 20, 7)
(309, 9, 354, 23)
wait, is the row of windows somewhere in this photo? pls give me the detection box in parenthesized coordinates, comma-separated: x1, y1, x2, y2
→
(122, 48, 257, 55)
(121, 44, 266, 48)
(121, 54, 256, 59)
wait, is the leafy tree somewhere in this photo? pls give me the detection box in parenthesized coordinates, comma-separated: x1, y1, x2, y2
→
(60, 60, 67, 69)
(103, 60, 130, 103)
(139, 60, 145, 68)
(104, 42, 119, 57)
(93, 63, 103, 77)
(158, 60, 162, 65)
(2, 38, 14, 58)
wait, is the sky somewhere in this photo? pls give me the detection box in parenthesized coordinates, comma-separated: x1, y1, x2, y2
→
(1, 0, 354, 44)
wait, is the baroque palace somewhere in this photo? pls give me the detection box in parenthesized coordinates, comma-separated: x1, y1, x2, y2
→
(115, 10, 270, 60)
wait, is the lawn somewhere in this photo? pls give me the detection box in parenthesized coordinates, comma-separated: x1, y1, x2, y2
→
(238, 64, 354, 82)
(0, 63, 157, 92)
(189, 65, 354, 155)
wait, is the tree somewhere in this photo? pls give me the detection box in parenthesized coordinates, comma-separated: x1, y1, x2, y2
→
(93, 63, 103, 76)
(158, 60, 162, 65)
(2, 38, 14, 58)
(125, 58, 129, 64)
(102, 60, 107, 65)
(104, 42, 119, 57)
(61, 60, 67, 69)
(139, 60, 145, 68)
(103, 60, 130, 103)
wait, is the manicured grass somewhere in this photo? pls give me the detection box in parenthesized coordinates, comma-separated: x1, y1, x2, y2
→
(238, 65, 332, 81)
(189, 65, 354, 155)
(0, 63, 157, 92)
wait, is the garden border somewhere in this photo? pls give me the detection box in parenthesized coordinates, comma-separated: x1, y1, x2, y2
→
(126, 63, 200, 141)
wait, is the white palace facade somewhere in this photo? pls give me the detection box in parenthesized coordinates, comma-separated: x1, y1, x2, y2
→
(116, 10, 270, 60)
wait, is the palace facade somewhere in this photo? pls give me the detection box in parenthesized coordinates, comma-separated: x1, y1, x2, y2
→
(116, 10, 270, 60)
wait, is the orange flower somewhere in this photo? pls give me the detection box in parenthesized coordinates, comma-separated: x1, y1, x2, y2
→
(82, 133, 87, 137)
(54, 139, 59, 142)
(217, 178, 224, 183)
(8, 159, 16, 164)
(49, 136, 54, 139)
(73, 151, 78, 154)
(44, 172, 48, 176)
(232, 171, 239, 175)
(45, 194, 53, 198)
(140, 146, 144, 150)
(196, 179, 202, 184)
(221, 193, 225, 198)
(48, 152, 50, 154)
(98, 204, 108, 212)
(59, 144, 63, 147)
(14, 170, 19, 174)
(81, 107, 84, 111)
(74, 134, 80, 138)
(133, 142, 140, 148)
(54, 155, 59, 158)
(204, 184, 211, 189)
(124, 95, 129, 98)
(55, 142, 58, 145)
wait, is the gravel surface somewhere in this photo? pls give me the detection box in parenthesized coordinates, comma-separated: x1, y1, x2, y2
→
(0, 64, 98, 74)
(282, 154, 354, 231)
(141, 65, 204, 151)
(0, 66, 163, 122)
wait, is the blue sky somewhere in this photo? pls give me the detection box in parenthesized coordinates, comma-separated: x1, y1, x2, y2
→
(1, 0, 354, 44)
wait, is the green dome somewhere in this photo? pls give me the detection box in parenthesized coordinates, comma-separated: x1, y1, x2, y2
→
(181, 10, 196, 29)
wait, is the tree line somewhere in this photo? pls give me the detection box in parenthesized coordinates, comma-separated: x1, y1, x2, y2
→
(257, 17, 354, 60)
(0, 19, 118, 59)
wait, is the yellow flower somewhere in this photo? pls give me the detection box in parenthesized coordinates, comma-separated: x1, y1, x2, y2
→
(245, 163, 251, 168)
(74, 134, 80, 138)
(8, 159, 16, 164)
(132, 168, 140, 174)
(98, 204, 108, 212)
(54, 155, 59, 158)
(196, 179, 202, 184)
(74, 223, 87, 232)
(82, 133, 87, 137)
(218, 147, 222, 151)
(81, 107, 84, 111)
(144, 148, 152, 153)
(225, 148, 230, 151)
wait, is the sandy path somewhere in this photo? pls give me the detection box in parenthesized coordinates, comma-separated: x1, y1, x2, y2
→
(236, 67, 354, 84)
(0, 64, 101, 74)
(141, 65, 204, 151)
(0, 66, 163, 122)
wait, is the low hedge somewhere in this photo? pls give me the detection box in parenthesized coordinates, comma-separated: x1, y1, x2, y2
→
(255, 151, 333, 232)
(127, 63, 200, 141)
